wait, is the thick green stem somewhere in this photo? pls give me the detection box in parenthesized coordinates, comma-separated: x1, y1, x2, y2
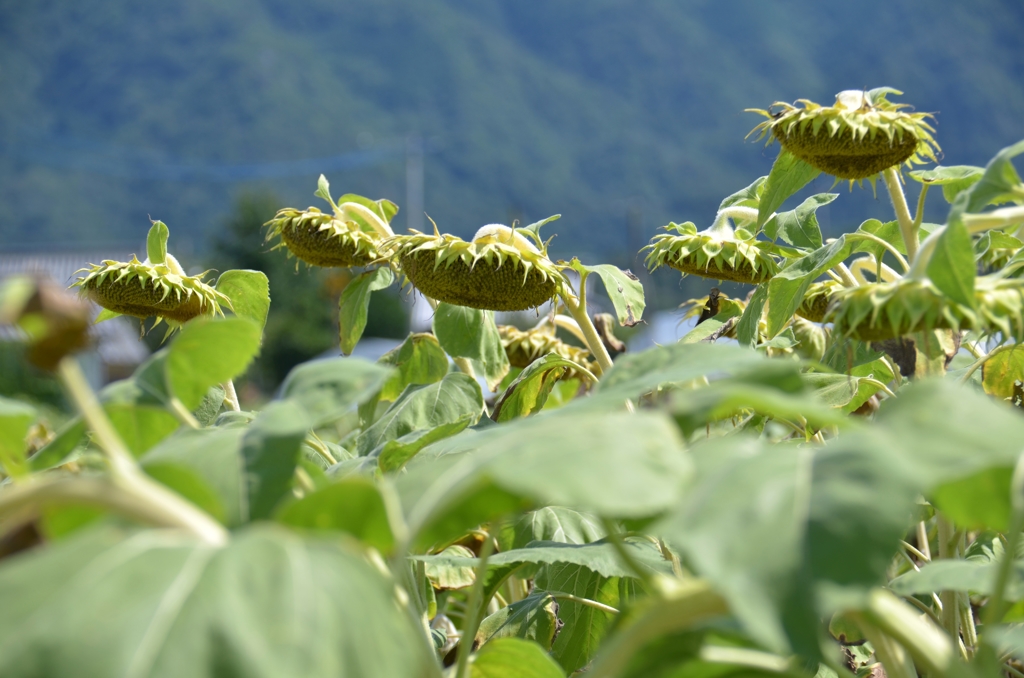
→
(855, 615, 918, 678)
(56, 357, 228, 545)
(222, 380, 240, 412)
(914, 183, 930, 230)
(560, 287, 614, 374)
(982, 451, 1024, 629)
(862, 588, 960, 677)
(937, 512, 961, 642)
(884, 167, 918, 262)
(547, 592, 620, 615)
(454, 529, 495, 678)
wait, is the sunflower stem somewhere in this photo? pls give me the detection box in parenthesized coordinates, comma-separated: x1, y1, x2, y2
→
(55, 357, 228, 545)
(914, 183, 930, 230)
(222, 379, 240, 412)
(884, 168, 918, 262)
(561, 290, 614, 374)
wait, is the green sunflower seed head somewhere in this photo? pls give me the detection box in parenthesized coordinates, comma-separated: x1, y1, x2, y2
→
(796, 280, 843, 322)
(828, 275, 1024, 342)
(383, 222, 565, 312)
(498, 324, 596, 380)
(643, 219, 779, 284)
(73, 255, 231, 324)
(264, 175, 396, 268)
(747, 88, 940, 180)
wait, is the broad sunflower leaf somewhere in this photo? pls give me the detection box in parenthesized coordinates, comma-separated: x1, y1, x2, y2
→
(492, 353, 584, 422)
(964, 139, 1024, 212)
(763, 193, 835, 249)
(569, 261, 645, 327)
(982, 346, 1024, 401)
(214, 269, 271, 332)
(757, 151, 821, 229)
(356, 372, 483, 455)
(0, 525, 433, 678)
(909, 165, 985, 203)
(0, 395, 36, 478)
(165, 317, 262, 410)
(338, 267, 395, 355)
(926, 219, 975, 308)
(378, 333, 449, 402)
(276, 476, 394, 553)
(470, 638, 565, 678)
(280, 356, 392, 428)
(475, 595, 561, 650)
(433, 303, 510, 391)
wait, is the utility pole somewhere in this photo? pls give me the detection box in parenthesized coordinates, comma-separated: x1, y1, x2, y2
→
(406, 136, 424, 233)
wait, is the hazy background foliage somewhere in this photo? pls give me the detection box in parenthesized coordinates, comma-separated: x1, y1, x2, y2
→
(3, 0, 1023, 260)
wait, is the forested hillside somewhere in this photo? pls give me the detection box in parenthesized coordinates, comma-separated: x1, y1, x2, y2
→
(2, 0, 1023, 264)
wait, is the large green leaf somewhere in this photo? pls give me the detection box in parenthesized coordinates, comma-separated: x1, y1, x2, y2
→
(535, 562, 634, 672)
(568, 261, 645, 327)
(504, 507, 605, 550)
(470, 638, 565, 678)
(0, 525, 433, 678)
(356, 372, 483, 455)
(756, 150, 820, 229)
(589, 342, 770, 407)
(492, 354, 585, 422)
(963, 139, 1024, 212)
(800, 373, 885, 413)
(982, 346, 1024, 401)
(104, 404, 181, 457)
(909, 165, 984, 203)
(29, 417, 86, 471)
(276, 476, 394, 553)
(719, 176, 766, 211)
(475, 595, 561, 650)
(433, 303, 510, 391)
(421, 539, 673, 580)
(655, 433, 918, 658)
(890, 559, 1024, 600)
(378, 333, 450, 402)
(926, 219, 975, 308)
(338, 267, 395, 355)
(280, 356, 392, 427)
(240, 400, 309, 520)
(166, 317, 263, 410)
(215, 269, 271, 332)
(764, 236, 852, 337)
(735, 284, 767, 347)
(0, 396, 36, 478)
(143, 427, 249, 526)
(762, 193, 834, 250)
(376, 417, 473, 472)
(398, 410, 691, 547)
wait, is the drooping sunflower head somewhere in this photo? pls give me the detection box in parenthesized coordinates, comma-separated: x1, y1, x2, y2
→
(795, 280, 843, 323)
(643, 219, 779, 285)
(747, 88, 940, 180)
(73, 223, 231, 325)
(383, 219, 566, 312)
(264, 175, 396, 268)
(827, 275, 1024, 342)
(498, 323, 596, 380)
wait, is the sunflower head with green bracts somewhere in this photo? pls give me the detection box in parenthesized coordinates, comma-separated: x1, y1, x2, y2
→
(827, 274, 1024, 342)
(383, 217, 566, 312)
(795, 280, 843, 323)
(643, 218, 779, 285)
(73, 221, 231, 326)
(747, 88, 940, 180)
(498, 323, 596, 380)
(264, 174, 396, 268)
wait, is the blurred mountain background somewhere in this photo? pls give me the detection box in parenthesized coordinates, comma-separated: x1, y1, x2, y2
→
(2, 0, 1024, 390)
